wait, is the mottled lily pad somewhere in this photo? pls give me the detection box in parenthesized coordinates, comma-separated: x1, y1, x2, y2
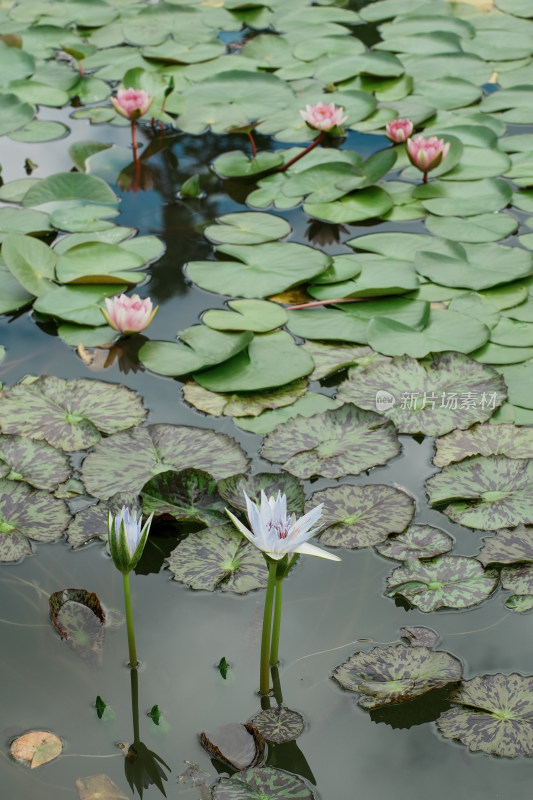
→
(212, 767, 314, 800)
(49, 587, 105, 665)
(387, 555, 499, 611)
(0, 377, 146, 450)
(400, 627, 439, 649)
(66, 505, 109, 548)
(307, 484, 414, 549)
(11, 731, 62, 769)
(217, 473, 304, 516)
(501, 564, 533, 597)
(0, 479, 70, 562)
(183, 379, 307, 418)
(261, 404, 400, 479)
(200, 723, 265, 771)
(141, 469, 227, 526)
(375, 524, 454, 562)
(437, 674, 533, 757)
(337, 353, 506, 436)
(426, 456, 533, 530)
(301, 342, 376, 380)
(166, 523, 268, 593)
(81, 424, 249, 500)
(250, 708, 305, 743)
(477, 525, 533, 567)
(434, 423, 533, 467)
(333, 644, 462, 709)
(0, 434, 70, 490)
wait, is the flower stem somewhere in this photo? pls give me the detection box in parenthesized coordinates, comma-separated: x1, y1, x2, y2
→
(270, 574, 283, 666)
(248, 131, 257, 157)
(260, 560, 278, 695)
(286, 297, 366, 311)
(130, 666, 140, 742)
(131, 121, 139, 163)
(123, 572, 138, 668)
(278, 130, 325, 173)
(423, 171, 428, 184)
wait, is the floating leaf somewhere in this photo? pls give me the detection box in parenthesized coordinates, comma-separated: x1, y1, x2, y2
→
(217, 472, 305, 516)
(333, 644, 462, 709)
(11, 731, 62, 769)
(413, 177, 512, 217)
(95, 696, 112, 720)
(0, 434, 70, 490)
(82, 424, 249, 500)
(426, 456, 533, 530)
(261, 404, 400, 479)
(376, 524, 454, 562)
(301, 342, 376, 380)
(21, 172, 118, 208)
(202, 300, 288, 333)
(212, 767, 314, 800)
(307, 484, 414, 549)
(201, 723, 265, 771)
(506, 595, 533, 612)
(204, 213, 291, 245)
(56, 242, 145, 285)
(76, 774, 129, 800)
(0, 92, 34, 136)
(477, 525, 533, 567)
(218, 658, 230, 680)
(0, 479, 70, 562)
(400, 627, 439, 649)
(33, 284, 127, 327)
(167, 524, 268, 593)
(141, 469, 227, 526)
(499, 362, 533, 410)
(148, 704, 162, 725)
(0, 264, 33, 313)
(183, 379, 307, 418)
(234, 393, 340, 436)
(501, 564, 533, 596)
(2, 233, 56, 295)
(49, 588, 106, 665)
(337, 353, 506, 436)
(437, 674, 533, 757)
(250, 708, 305, 743)
(434, 423, 533, 467)
(387, 556, 499, 611)
(0, 377, 146, 450)
(139, 328, 253, 377)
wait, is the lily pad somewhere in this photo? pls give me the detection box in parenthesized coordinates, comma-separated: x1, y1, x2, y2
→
(0, 376, 146, 450)
(501, 564, 533, 596)
(425, 213, 518, 243)
(76, 774, 129, 800)
(400, 627, 439, 649)
(2, 233, 56, 296)
(333, 644, 462, 709)
(0, 434, 70, 490)
(33, 284, 127, 327)
(56, 242, 145, 285)
(437, 674, 533, 757)
(139, 328, 253, 377)
(387, 556, 499, 611)
(375, 524, 454, 562)
(66, 505, 109, 548)
(413, 178, 512, 217)
(301, 342, 376, 380)
(250, 708, 305, 744)
(202, 300, 288, 333)
(0, 265, 38, 313)
(11, 731, 62, 769)
(49, 587, 105, 665)
(204, 213, 291, 245)
(477, 525, 533, 567)
(0, 92, 34, 137)
(261, 404, 400, 479)
(0, 207, 51, 239)
(218, 472, 305, 516)
(21, 172, 118, 208)
(307, 484, 414, 549)
(337, 353, 506, 436)
(0, 479, 70, 562)
(200, 723, 265, 771)
(183, 379, 307, 418)
(234, 393, 340, 436)
(166, 523, 268, 593)
(434, 423, 533, 467)
(141, 469, 227, 526)
(81, 424, 249, 500)
(426, 456, 533, 530)
(212, 767, 314, 800)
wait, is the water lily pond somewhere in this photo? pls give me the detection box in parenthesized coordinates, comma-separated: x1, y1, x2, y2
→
(4, 0, 533, 797)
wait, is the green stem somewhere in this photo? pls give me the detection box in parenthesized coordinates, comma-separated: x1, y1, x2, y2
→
(123, 572, 138, 668)
(270, 574, 283, 666)
(260, 560, 277, 696)
(271, 665, 284, 706)
(130, 666, 140, 742)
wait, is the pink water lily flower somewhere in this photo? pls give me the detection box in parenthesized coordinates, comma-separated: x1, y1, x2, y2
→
(300, 102, 347, 133)
(385, 118, 413, 143)
(101, 293, 158, 335)
(226, 490, 341, 561)
(406, 135, 450, 177)
(111, 88, 153, 121)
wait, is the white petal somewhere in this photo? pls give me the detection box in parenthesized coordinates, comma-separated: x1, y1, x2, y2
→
(295, 541, 341, 561)
(225, 508, 261, 549)
(287, 504, 323, 544)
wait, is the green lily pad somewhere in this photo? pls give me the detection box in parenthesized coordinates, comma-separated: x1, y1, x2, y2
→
(307, 256, 419, 300)
(234, 393, 340, 436)
(499, 362, 533, 409)
(0, 207, 51, 240)
(204, 213, 291, 245)
(81, 424, 249, 500)
(387, 556, 499, 611)
(139, 328, 253, 377)
(250, 708, 305, 744)
(141, 469, 226, 526)
(68, 141, 113, 173)
(434, 423, 533, 467)
(21, 172, 118, 208)
(203, 300, 288, 333)
(57, 323, 116, 347)
(56, 242, 145, 284)
(186, 242, 330, 299)
(304, 186, 393, 224)
(166, 523, 268, 593)
(333, 644, 462, 709)
(218, 472, 304, 516)
(212, 150, 285, 179)
(437, 674, 533, 757)
(286, 308, 368, 344)
(0, 178, 39, 203)
(0, 479, 70, 563)
(9, 120, 68, 142)
(426, 456, 533, 530)
(183, 379, 307, 418)
(506, 595, 533, 612)
(0, 92, 34, 136)
(375, 524, 454, 562)
(413, 178, 512, 217)
(2, 233, 56, 296)
(336, 353, 506, 436)
(0, 265, 33, 313)
(33, 284, 127, 326)
(0, 434, 70, 490)
(307, 484, 414, 549)
(492, 319, 533, 348)
(193, 331, 314, 392)
(477, 525, 533, 567)
(301, 342, 376, 380)
(212, 767, 314, 800)
(0, 376, 146, 450)
(50, 204, 120, 233)
(261, 404, 400, 480)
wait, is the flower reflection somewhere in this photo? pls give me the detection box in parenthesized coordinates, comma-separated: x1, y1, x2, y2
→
(305, 219, 348, 247)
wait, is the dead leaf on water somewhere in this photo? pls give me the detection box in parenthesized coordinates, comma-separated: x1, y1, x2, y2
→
(76, 773, 129, 800)
(11, 731, 62, 768)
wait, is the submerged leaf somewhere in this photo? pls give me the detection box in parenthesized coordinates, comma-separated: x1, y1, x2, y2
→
(141, 469, 227, 526)
(49, 588, 106, 665)
(76, 773, 129, 800)
(200, 723, 265, 771)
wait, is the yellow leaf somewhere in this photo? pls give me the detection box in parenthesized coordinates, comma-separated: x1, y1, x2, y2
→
(11, 731, 62, 768)
(76, 773, 129, 800)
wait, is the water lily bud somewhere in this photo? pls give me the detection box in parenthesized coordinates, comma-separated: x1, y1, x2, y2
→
(111, 88, 153, 121)
(406, 135, 450, 174)
(108, 507, 153, 574)
(385, 118, 414, 143)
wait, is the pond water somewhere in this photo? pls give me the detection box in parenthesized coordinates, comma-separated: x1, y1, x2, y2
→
(3, 0, 533, 798)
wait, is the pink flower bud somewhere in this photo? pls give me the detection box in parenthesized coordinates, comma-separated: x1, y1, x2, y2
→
(406, 135, 450, 175)
(101, 294, 158, 335)
(300, 102, 348, 133)
(111, 88, 153, 121)
(385, 118, 413, 143)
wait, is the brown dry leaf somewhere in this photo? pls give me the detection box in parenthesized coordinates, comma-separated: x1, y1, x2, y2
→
(76, 773, 129, 800)
(11, 731, 62, 768)
(267, 288, 311, 305)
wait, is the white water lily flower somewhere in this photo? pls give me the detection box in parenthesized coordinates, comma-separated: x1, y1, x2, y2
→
(108, 506, 154, 574)
(226, 490, 341, 561)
